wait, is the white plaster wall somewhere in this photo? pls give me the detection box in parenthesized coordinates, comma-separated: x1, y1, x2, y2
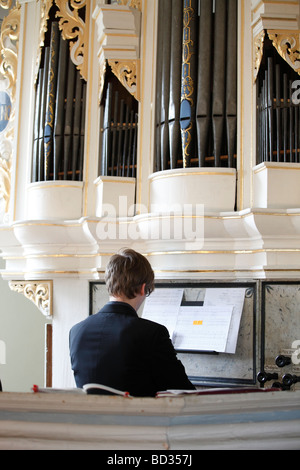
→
(52, 278, 90, 388)
(0, 259, 47, 392)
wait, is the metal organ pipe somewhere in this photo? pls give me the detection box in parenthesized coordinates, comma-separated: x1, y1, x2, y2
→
(32, 20, 87, 182)
(257, 49, 300, 164)
(100, 82, 138, 178)
(155, 0, 238, 170)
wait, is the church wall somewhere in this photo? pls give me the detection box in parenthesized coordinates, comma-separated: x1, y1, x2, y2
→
(0, 258, 47, 392)
(0, 0, 299, 391)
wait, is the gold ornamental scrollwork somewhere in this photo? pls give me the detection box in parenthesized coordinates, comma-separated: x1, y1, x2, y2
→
(0, 0, 13, 9)
(253, 30, 265, 82)
(99, 58, 106, 103)
(9, 281, 53, 318)
(268, 30, 300, 75)
(35, 0, 53, 83)
(116, 0, 141, 10)
(0, 157, 11, 212)
(108, 59, 139, 101)
(0, 3, 20, 102)
(0, 3, 20, 216)
(55, 0, 89, 81)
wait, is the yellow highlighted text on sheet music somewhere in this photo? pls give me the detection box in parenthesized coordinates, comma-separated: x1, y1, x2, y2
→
(193, 320, 203, 325)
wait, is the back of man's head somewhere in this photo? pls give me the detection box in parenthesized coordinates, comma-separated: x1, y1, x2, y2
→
(105, 248, 155, 299)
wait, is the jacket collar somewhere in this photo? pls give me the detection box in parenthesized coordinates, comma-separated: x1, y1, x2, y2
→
(100, 301, 138, 317)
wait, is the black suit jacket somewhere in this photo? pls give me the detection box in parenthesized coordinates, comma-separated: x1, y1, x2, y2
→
(69, 301, 195, 397)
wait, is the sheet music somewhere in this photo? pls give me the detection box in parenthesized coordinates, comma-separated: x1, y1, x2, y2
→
(142, 287, 245, 354)
(204, 288, 246, 353)
(172, 306, 234, 352)
(142, 288, 184, 338)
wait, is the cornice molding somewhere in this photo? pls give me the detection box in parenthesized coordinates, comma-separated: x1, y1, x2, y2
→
(1, 208, 300, 281)
(251, 0, 300, 80)
(93, 2, 141, 101)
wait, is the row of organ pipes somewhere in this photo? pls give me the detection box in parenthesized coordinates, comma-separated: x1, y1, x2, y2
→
(257, 38, 300, 164)
(30, 1, 300, 187)
(100, 81, 138, 178)
(32, 20, 86, 182)
(155, 0, 237, 170)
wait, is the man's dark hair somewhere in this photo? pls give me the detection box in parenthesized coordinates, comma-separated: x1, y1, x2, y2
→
(104, 248, 155, 299)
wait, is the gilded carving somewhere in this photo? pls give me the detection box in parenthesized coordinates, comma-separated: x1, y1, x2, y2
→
(253, 30, 265, 82)
(9, 281, 53, 318)
(268, 30, 300, 75)
(34, 0, 53, 83)
(0, 4, 20, 102)
(108, 59, 139, 100)
(55, 0, 89, 81)
(0, 156, 11, 212)
(0, 0, 13, 9)
(181, 122, 192, 169)
(99, 57, 106, 103)
(116, 0, 141, 11)
(181, 0, 195, 105)
(181, 0, 195, 168)
(0, 3, 20, 216)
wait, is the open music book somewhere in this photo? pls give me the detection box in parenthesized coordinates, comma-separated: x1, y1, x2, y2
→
(142, 287, 246, 354)
(32, 383, 131, 397)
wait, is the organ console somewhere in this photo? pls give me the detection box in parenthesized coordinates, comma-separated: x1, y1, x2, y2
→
(258, 353, 299, 390)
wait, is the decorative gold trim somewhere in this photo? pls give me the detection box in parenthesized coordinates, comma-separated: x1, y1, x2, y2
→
(27, 183, 83, 190)
(154, 268, 300, 274)
(55, 0, 89, 81)
(181, 122, 192, 169)
(108, 59, 139, 101)
(4, 269, 98, 276)
(5, 247, 300, 261)
(0, 0, 13, 10)
(99, 57, 106, 103)
(150, 170, 236, 181)
(0, 156, 11, 212)
(95, 178, 136, 186)
(0, 0, 12, 10)
(9, 280, 53, 318)
(116, 0, 142, 11)
(253, 30, 265, 82)
(268, 30, 300, 75)
(254, 164, 300, 174)
(34, 0, 53, 83)
(83, 0, 95, 216)
(180, 0, 196, 168)
(145, 248, 300, 256)
(0, 3, 21, 216)
(0, 3, 20, 102)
